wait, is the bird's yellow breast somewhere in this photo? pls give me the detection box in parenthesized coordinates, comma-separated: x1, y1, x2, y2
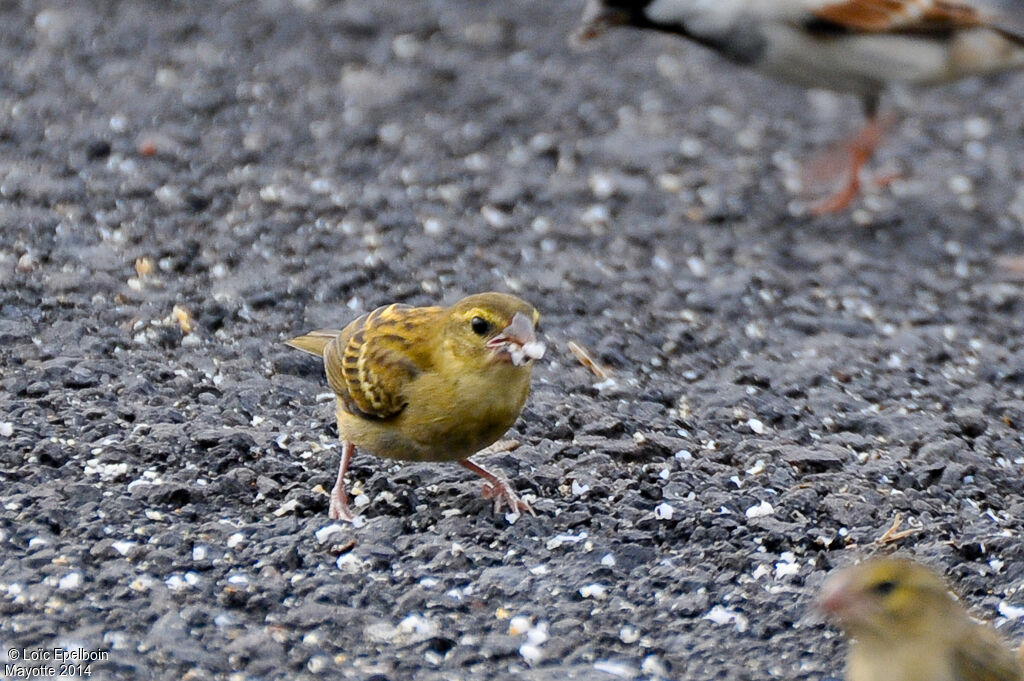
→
(336, 360, 532, 463)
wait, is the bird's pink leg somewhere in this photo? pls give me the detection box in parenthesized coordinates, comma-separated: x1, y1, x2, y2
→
(329, 440, 355, 521)
(804, 115, 893, 215)
(458, 459, 535, 516)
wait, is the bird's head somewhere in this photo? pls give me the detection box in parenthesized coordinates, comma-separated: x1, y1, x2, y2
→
(444, 293, 545, 368)
(817, 557, 956, 642)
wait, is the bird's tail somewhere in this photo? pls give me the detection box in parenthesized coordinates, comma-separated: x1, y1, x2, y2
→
(285, 330, 341, 357)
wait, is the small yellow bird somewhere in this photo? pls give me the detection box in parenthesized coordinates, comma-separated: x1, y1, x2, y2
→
(287, 292, 546, 521)
(818, 556, 1023, 681)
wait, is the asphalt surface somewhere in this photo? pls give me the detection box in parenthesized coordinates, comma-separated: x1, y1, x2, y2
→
(2, 1, 1024, 680)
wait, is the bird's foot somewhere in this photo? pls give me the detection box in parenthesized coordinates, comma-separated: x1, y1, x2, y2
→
(481, 479, 536, 517)
(795, 115, 895, 215)
(459, 458, 536, 517)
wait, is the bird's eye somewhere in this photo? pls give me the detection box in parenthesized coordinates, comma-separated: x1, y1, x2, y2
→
(872, 580, 897, 596)
(470, 316, 492, 336)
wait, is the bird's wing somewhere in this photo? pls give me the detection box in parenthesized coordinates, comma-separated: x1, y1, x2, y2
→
(951, 624, 1022, 681)
(809, 0, 1021, 40)
(324, 303, 440, 420)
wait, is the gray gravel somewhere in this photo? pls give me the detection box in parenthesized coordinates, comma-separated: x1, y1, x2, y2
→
(2, 1, 1024, 680)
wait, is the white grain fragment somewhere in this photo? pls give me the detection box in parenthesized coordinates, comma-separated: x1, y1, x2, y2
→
(703, 605, 749, 633)
(546, 531, 588, 550)
(601, 553, 616, 567)
(227, 574, 249, 586)
(745, 500, 774, 518)
(165, 574, 188, 591)
(192, 545, 208, 561)
(315, 524, 345, 544)
(593, 660, 636, 678)
(579, 583, 608, 600)
(58, 572, 82, 590)
(509, 615, 533, 636)
(619, 625, 640, 644)
(571, 480, 590, 496)
(775, 555, 800, 579)
(654, 503, 674, 520)
(747, 418, 766, 435)
(226, 533, 245, 549)
(0, 422, 13, 437)
(112, 541, 135, 556)
(948, 175, 973, 195)
(398, 614, 438, 637)
(998, 601, 1024, 619)
(686, 256, 707, 278)
(519, 642, 543, 664)
(336, 553, 364, 573)
(746, 459, 766, 476)
(273, 499, 300, 517)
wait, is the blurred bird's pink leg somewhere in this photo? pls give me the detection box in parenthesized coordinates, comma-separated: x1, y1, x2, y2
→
(458, 459, 535, 516)
(329, 441, 355, 521)
(805, 115, 893, 215)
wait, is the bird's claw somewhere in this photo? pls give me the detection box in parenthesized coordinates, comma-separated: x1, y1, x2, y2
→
(481, 481, 536, 517)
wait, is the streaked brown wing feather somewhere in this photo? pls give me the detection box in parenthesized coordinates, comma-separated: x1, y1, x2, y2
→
(952, 624, 1022, 681)
(326, 303, 441, 420)
(814, 0, 985, 32)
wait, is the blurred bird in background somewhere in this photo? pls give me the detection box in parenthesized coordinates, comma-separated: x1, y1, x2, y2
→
(818, 556, 1023, 681)
(577, 0, 1024, 213)
(288, 292, 545, 521)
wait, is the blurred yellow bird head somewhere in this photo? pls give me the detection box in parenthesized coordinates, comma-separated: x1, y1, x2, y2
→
(443, 292, 545, 368)
(818, 557, 956, 642)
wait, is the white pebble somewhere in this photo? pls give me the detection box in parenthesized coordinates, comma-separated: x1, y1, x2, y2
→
(686, 256, 707, 278)
(519, 642, 543, 664)
(58, 572, 82, 590)
(112, 541, 135, 556)
(226, 533, 245, 549)
(601, 553, 616, 567)
(509, 615, 532, 636)
(747, 418, 765, 435)
(745, 500, 774, 518)
(579, 583, 608, 600)
(315, 524, 345, 544)
(654, 503, 674, 520)
(336, 553, 364, 573)
(998, 601, 1024, 619)
(594, 660, 636, 677)
(703, 605, 748, 633)
(948, 175, 973, 195)
(0, 422, 13, 437)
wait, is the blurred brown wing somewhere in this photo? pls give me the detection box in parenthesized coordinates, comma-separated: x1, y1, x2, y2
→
(325, 303, 441, 420)
(951, 625, 1022, 681)
(813, 0, 985, 32)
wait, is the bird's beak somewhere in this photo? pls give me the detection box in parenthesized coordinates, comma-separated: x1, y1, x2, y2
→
(574, 0, 629, 43)
(487, 312, 546, 366)
(816, 573, 858, 623)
